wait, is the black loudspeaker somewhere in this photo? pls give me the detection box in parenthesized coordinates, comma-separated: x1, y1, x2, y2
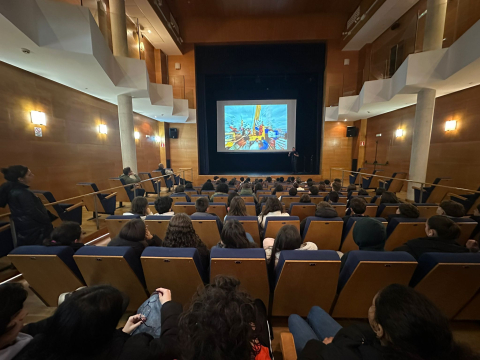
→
(169, 128, 178, 138)
(166, 159, 171, 168)
(346, 126, 358, 137)
(352, 159, 358, 172)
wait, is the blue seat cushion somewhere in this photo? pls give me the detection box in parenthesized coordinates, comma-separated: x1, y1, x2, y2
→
(338, 251, 416, 292)
(190, 215, 220, 220)
(145, 215, 173, 220)
(225, 216, 258, 221)
(142, 247, 208, 283)
(106, 215, 141, 220)
(410, 252, 480, 287)
(303, 216, 343, 240)
(275, 250, 339, 288)
(75, 246, 145, 286)
(10, 245, 85, 283)
(174, 202, 194, 206)
(386, 217, 427, 238)
(376, 203, 399, 217)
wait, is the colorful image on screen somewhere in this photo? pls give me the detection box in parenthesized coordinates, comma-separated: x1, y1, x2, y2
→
(224, 104, 288, 151)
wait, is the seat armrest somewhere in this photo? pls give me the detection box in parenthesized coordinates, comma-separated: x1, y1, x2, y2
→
(0, 223, 10, 232)
(281, 332, 297, 360)
(412, 186, 425, 191)
(361, 176, 370, 180)
(105, 192, 117, 199)
(65, 202, 84, 212)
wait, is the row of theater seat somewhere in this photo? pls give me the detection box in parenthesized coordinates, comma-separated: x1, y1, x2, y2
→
(8, 245, 480, 320)
(106, 213, 477, 251)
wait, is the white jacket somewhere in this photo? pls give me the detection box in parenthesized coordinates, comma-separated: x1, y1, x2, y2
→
(257, 211, 290, 228)
(263, 238, 318, 267)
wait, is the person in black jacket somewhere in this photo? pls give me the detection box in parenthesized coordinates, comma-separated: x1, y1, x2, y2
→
(393, 215, 469, 260)
(289, 284, 478, 360)
(0, 166, 57, 246)
(108, 219, 162, 257)
(387, 203, 420, 223)
(170, 185, 191, 202)
(200, 179, 215, 192)
(17, 285, 183, 360)
(342, 197, 367, 226)
(43, 221, 85, 252)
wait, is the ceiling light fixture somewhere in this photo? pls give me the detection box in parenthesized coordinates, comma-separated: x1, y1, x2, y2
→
(98, 124, 108, 134)
(395, 129, 404, 137)
(445, 120, 457, 131)
(30, 111, 46, 125)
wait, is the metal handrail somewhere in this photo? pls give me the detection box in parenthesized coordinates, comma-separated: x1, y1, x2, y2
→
(0, 172, 181, 225)
(330, 168, 480, 195)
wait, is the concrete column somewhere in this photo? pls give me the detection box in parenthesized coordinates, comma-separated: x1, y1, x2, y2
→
(423, 0, 448, 52)
(118, 94, 137, 174)
(407, 88, 436, 201)
(109, 0, 128, 57)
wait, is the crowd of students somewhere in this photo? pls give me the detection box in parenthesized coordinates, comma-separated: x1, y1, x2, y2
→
(1, 167, 480, 359)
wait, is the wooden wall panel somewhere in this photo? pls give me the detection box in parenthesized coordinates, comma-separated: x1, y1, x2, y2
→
(0, 61, 160, 201)
(168, 124, 199, 183)
(364, 85, 480, 190)
(321, 122, 355, 179)
(168, 46, 196, 109)
(142, 37, 156, 84)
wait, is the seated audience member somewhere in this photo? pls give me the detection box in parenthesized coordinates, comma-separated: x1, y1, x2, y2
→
(17, 285, 182, 360)
(346, 184, 357, 198)
(325, 191, 340, 203)
(156, 163, 172, 192)
(213, 176, 220, 184)
(162, 213, 210, 271)
(437, 200, 466, 218)
(124, 196, 152, 220)
(264, 225, 318, 268)
(299, 194, 311, 203)
(191, 197, 223, 233)
(332, 182, 342, 194)
(340, 217, 386, 271)
(288, 187, 298, 197)
(239, 182, 258, 203)
(358, 189, 369, 196)
(387, 203, 420, 223)
(309, 186, 320, 196)
(370, 187, 386, 203)
(228, 179, 236, 187)
(306, 180, 313, 188)
(265, 176, 273, 184)
(171, 185, 191, 202)
(216, 219, 256, 248)
(254, 182, 263, 194)
(300, 202, 339, 236)
(258, 197, 290, 228)
(226, 196, 248, 218)
(210, 183, 229, 201)
(201, 179, 215, 192)
(108, 218, 161, 257)
(119, 167, 142, 186)
(343, 197, 367, 225)
(179, 276, 271, 360)
(318, 182, 326, 192)
(288, 284, 478, 359)
(185, 182, 195, 191)
(0, 283, 32, 359)
(380, 191, 400, 204)
(279, 177, 285, 183)
(272, 184, 284, 196)
(153, 196, 174, 216)
(296, 182, 305, 191)
(43, 221, 85, 252)
(324, 179, 331, 186)
(393, 215, 469, 260)
(227, 192, 239, 209)
(334, 178, 342, 184)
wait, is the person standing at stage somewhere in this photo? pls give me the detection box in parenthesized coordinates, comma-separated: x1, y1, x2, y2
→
(288, 147, 299, 174)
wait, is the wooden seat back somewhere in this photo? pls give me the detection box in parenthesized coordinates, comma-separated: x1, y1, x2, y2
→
(332, 259, 417, 318)
(341, 220, 388, 252)
(145, 217, 172, 240)
(240, 195, 255, 203)
(171, 196, 189, 205)
(416, 205, 438, 218)
(9, 250, 84, 306)
(379, 205, 399, 218)
(210, 248, 269, 308)
(191, 219, 221, 248)
(208, 204, 227, 219)
(213, 196, 229, 204)
(173, 203, 196, 215)
(245, 203, 256, 216)
(388, 173, 407, 193)
(331, 204, 346, 215)
(106, 218, 131, 239)
(281, 197, 300, 209)
(364, 205, 378, 217)
(290, 204, 316, 222)
(456, 222, 478, 246)
(138, 173, 156, 193)
(385, 222, 427, 251)
(310, 196, 324, 205)
(77, 184, 106, 213)
(455, 291, 480, 320)
(109, 179, 131, 203)
(201, 190, 215, 197)
(303, 219, 343, 250)
(142, 249, 204, 306)
(272, 251, 341, 316)
(74, 252, 148, 311)
(337, 197, 348, 204)
(428, 178, 452, 203)
(264, 218, 300, 238)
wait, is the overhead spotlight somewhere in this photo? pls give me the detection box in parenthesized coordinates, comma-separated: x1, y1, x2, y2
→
(445, 120, 457, 131)
(148, 29, 152, 33)
(134, 131, 140, 139)
(30, 111, 46, 125)
(395, 129, 404, 137)
(98, 124, 108, 134)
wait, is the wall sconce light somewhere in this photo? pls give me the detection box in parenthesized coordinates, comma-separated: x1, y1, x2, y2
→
(395, 129, 404, 137)
(445, 120, 457, 131)
(134, 131, 140, 139)
(154, 135, 161, 142)
(140, 42, 145, 52)
(30, 111, 46, 125)
(98, 124, 108, 134)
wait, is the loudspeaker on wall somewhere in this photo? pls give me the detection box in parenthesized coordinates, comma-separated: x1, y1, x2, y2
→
(169, 128, 178, 139)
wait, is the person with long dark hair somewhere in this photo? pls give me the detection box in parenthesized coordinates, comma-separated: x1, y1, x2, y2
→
(162, 213, 210, 270)
(0, 166, 57, 246)
(257, 197, 289, 228)
(43, 221, 85, 252)
(108, 218, 162, 257)
(289, 284, 479, 360)
(124, 196, 152, 220)
(393, 215, 469, 259)
(380, 191, 401, 204)
(178, 275, 271, 360)
(16, 285, 183, 360)
(216, 220, 256, 248)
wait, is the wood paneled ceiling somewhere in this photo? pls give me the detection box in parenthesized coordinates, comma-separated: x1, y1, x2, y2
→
(166, 0, 362, 22)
